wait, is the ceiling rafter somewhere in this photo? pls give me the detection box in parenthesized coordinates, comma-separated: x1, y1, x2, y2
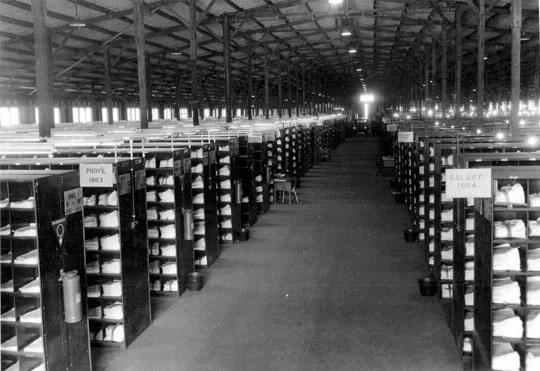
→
(0, 0, 537, 104)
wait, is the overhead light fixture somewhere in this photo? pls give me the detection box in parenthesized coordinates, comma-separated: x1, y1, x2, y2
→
(348, 47, 357, 54)
(69, 4, 86, 27)
(169, 51, 183, 56)
(356, 68, 362, 72)
(340, 27, 352, 37)
(328, 0, 343, 4)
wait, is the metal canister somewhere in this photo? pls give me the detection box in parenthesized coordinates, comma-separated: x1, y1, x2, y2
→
(61, 270, 82, 323)
(235, 179, 243, 204)
(183, 209, 194, 240)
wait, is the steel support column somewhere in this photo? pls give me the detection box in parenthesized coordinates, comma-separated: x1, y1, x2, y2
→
(477, 0, 486, 127)
(31, 0, 54, 137)
(190, 0, 200, 125)
(247, 39, 253, 120)
(133, 0, 148, 128)
(510, 0, 522, 135)
(103, 46, 114, 125)
(455, 6, 463, 120)
(441, 27, 448, 115)
(277, 52, 282, 118)
(264, 45, 270, 119)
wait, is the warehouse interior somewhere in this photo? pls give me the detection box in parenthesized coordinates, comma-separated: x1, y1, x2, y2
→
(1, 1, 540, 371)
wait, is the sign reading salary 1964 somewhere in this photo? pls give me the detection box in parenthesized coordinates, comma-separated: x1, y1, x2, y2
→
(445, 168, 492, 198)
(397, 131, 414, 143)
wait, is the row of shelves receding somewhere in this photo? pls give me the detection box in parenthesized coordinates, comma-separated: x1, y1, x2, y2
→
(393, 132, 540, 371)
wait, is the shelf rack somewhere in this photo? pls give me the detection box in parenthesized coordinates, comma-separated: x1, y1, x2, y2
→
(215, 138, 242, 243)
(473, 166, 540, 371)
(0, 158, 152, 349)
(190, 144, 220, 268)
(0, 170, 91, 371)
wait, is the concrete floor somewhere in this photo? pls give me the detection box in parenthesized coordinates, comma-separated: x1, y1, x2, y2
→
(93, 136, 464, 371)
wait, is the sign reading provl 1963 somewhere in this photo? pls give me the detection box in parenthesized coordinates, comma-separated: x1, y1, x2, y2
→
(445, 168, 492, 198)
(79, 164, 114, 187)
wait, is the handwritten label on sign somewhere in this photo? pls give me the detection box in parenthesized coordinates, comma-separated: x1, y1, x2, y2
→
(183, 158, 191, 173)
(64, 188, 83, 216)
(173, 160, 182, 176)
(118, 173, 131, 196)
(134, 169, 145, 190)
(446, 168, 492, 198)
(79, 164, 114, 187)
(397, 131, 414, 143)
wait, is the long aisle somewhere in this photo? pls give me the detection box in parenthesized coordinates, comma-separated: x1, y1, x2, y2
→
(98, 136, 463, 371)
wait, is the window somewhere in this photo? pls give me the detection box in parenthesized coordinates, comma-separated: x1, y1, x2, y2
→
(54, 107, 61, 124)
(127, 108, 140, 121)
(0, 107, 20, 127)
(164, 108, 173, 120)
(179, 108, 188, 119)
(102, 107, 119, 122)
(72, 107, 93, 123)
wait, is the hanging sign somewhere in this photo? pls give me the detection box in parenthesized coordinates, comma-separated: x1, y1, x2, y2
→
(174, 160, 182, 176)
(51, 217, 67, 247)
(79, 164, 114, 187)
(248, 135, 262, 143)
(386, 124, 398, 132)
(445, 168, 492, 198)
(64, 188, 83, 216)
(397, 131, 414, 143)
